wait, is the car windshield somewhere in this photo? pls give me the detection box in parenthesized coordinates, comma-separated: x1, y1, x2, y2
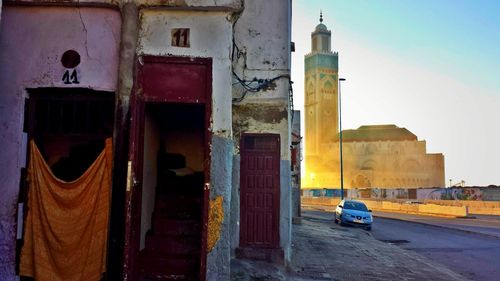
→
(343, 201, 368, 211)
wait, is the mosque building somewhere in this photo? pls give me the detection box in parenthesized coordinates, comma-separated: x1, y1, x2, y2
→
(303, 13, 445, 189)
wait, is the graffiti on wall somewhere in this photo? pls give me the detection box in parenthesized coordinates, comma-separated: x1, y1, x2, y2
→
(304, 187, 495, 201)
(417, 188, 482, 200)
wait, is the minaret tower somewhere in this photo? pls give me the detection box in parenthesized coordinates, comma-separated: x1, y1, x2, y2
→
(304, 12, 339, 187)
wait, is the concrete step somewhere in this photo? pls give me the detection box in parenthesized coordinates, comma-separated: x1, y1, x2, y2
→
(140, 251, 199, 280)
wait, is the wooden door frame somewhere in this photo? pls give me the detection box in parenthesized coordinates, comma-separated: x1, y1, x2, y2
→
(123, 56, 212, 281)
(239, 133, 281, 249)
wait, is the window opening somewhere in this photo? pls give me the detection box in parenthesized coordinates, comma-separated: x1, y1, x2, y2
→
(27, 88, 114, 181)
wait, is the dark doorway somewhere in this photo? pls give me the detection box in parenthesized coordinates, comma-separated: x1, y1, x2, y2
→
(240, 134, 280, 249)
(139, 103, 205, 280)
(125, 56, 211, 281)
(25, 88, 114, 181)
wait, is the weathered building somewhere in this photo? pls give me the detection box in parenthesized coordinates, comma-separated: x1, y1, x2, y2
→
(302, 15, 444, 189)
(0, 0, 293, 280)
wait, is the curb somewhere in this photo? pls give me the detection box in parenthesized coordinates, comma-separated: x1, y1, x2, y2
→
(302, 203, 465, 219)
(370, 209, 469, 219)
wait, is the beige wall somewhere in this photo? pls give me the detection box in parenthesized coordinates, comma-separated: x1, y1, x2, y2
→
(163, 130, 204, 171)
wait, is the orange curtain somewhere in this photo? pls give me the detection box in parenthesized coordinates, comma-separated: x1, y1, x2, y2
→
(20, 139, 113, 281)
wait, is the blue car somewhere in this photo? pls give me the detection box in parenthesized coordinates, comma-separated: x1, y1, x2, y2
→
(334, 199, 373, 231)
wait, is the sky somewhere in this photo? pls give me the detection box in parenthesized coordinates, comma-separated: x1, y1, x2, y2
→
(292, 0, 500, 186)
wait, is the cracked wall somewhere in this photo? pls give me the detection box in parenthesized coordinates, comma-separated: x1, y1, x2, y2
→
(0, 6, 121, 279)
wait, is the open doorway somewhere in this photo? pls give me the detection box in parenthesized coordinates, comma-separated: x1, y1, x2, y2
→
(139, 103, 206, 280)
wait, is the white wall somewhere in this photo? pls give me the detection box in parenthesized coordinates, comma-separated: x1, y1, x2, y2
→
(0, 6, 120, 192)
(140, 113, 160, 250)
(137, 10, 233, 136)
(232, 0, 292, 159)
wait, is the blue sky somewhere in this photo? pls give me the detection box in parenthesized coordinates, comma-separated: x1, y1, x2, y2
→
(292, 0, 500, 186)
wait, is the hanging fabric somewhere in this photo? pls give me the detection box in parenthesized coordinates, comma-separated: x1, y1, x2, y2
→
(20, 138, 113, 281)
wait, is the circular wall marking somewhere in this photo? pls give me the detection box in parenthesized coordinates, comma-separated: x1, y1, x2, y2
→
(61, 50, 80, 68)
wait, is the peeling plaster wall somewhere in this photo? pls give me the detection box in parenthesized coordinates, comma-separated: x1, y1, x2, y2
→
(207, 136, 233, 280)
(232, 103, 290, 158)
(231, 0, 292, 264)
(0, 6, 121, 279)
(1, 0, 242, 9)
(135, 0, 241, 8)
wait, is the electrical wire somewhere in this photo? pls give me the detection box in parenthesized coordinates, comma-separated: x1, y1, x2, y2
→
(232, 71, 291, 103)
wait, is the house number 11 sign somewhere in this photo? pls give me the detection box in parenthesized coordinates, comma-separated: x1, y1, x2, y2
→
(171, 28, 190, 48)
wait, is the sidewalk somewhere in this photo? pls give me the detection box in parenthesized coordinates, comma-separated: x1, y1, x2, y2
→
(230, 210, 468, 281)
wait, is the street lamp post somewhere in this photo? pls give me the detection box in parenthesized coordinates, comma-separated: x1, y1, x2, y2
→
(339, 78, 346, 200)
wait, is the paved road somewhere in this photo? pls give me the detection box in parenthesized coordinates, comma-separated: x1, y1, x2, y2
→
(371, 216, 500, 281)
(373, 211, 500, 238)
(305, 207, 500, 281)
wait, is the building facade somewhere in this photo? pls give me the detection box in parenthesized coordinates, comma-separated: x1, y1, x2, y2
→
(0, 1, 293, 280)
(310, 125, 445, 188)
(302, 16, 445, 189)
(303, 13, 339, 188)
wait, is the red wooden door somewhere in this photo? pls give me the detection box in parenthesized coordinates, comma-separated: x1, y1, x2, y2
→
(240, 134, 280, 248)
